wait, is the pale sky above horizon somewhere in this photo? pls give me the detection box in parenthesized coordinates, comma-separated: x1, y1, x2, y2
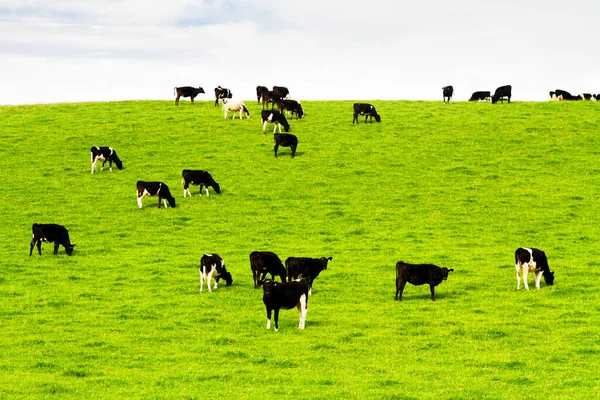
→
(1, 0, 599, 105)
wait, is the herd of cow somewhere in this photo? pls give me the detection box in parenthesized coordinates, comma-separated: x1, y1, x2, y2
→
(442, 84, 598, 103)
(28, 85, 560, 331)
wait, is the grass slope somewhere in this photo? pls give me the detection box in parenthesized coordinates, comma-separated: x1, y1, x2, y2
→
(1, 99, 600, 399)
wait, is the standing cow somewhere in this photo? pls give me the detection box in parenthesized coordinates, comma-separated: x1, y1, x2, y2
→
(442, 86, 454, 103)
(214, 86, 232, 106)
(29, 223, 76, 256)
(136, 181, 176, 209)
(182, 170, 221, 197)
(285, 256, 331, 295)
(352, 103, 381, 124)
(395, 261, 454, 301)
(250, 251, 286, 288)
(515, 247, 555, 290)
(174, 86, 205, 105)
(262, 279, 309, 331)
(90, 146, 123, 174)
(491, 85, 512, 104)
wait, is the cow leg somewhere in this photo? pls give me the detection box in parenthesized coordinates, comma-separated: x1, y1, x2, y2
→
(429, 284, 436, 301)
(162, 199, 168, 208)
(274, 143, 279, 157)
(190, 96, 194, 104)
(205, 187, 209, 196)
(515, 264, 522, 290)
(53, 242, 60, 255)
(30, 239, 39, 256)
(262, 121, 267, 134)
(137, 192, 144, 209)
(175, 95, 180, 106)
(395, 277, 406, 300)
(522, 267, 530, 291)
(252, 269, 259, 289)
(206, 267, 215, 293)
(199, 267, 205, 292)
(266, 308, 272, 329)
(273, 308, 280, 331)
(534, 271, 542, 290)
(291, 145, 296, 158)
(297, 294, 307, 329)
(101, 159, 107, 171)
(91, 159, 97, 174)
(198, 184, 204, 196)
(108, 159, 113, 172)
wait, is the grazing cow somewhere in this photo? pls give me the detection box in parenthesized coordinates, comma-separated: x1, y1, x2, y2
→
(222, 98, 250, 119)
(262, 279, 309, 331)
(136, 181, 176, 209)
(469, 91, 491, 102)
(181, 170, 221, 197)
(90, 146, 123, 174)
(250, 251, 286, 289)
(174, 86, 205, 106)
(442, 85, 454, 103)
(277, 99, 304, 119)
(515, 247, 555, 290)
(30, 223, 75, 256)
(582, 93, 595, 100)
(395, 261, 454, 301)
(261, 90, 282, 110)
(199, 253, 232, 293)
(256, 85, 269, 104)
(274, 133, 298, 158)
(261, 110, 290, 134)
(554, 89, 582, 101)
(353, 103, 381, 124)
(273, 86, 290, 99)
(491, 85, 512, 104)
(214, 86, 232, 106)
(285, 256, 331, 295)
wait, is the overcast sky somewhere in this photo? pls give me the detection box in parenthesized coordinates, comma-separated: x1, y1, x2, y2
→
(1, 0, 599, 105)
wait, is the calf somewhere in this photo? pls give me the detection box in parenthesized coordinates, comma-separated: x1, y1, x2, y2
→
(174, 86, 205, 105)
(256, 85, 269, 104)
(250, 251, 286, 288)
(182, 170, 221, 197)
(90, 146, 123, 174)
(277, 99, 304, 119)
(261, 110, 290, 134)
(30, 223, 75, 256)
(469, 91, 491, 102)
(491, 85, 512, 104)
(222, 99, 250, 119)
(214, 86, 232, 106)
(262, 279, 308, 331)
(199, 253, 233, 293)
(274, 133, 298, 158)
(353, 103, 381, 124)
(136, 181, 176, 209)
(515, 247, 555, 290)
(285, 256, 331, 295)
(395, 261, 454, 301)
(442, 85, 454, 103)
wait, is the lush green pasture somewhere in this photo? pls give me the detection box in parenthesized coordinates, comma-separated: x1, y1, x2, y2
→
(1, 98, 599, 399)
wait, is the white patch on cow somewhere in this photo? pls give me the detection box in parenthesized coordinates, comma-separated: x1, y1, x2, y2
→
(516, 248, 537, 290)
(162, 199, 168, 208)
(205, 187, 209, 196)
(262, 120, 268, 134)
(266, 319, 271, 330)
(297, 293, 307, 330)
(137, 189, 150, 208)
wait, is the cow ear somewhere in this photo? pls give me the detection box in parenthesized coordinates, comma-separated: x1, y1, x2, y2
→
(328, 257, 333, 261)
(448, 268, 454, 273)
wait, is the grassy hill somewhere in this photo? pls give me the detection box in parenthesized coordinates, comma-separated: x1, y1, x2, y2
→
(1, 99, 599, 399)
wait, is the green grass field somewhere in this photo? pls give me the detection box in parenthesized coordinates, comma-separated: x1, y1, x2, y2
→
(1, 99, 599, 399)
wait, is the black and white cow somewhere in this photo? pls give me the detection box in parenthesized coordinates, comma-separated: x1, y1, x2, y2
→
(136, 181, 176, 209)
(261, 110, 290, 134)
(554, 89, 581, 101)
(491, 85, 512, 104)
(214, 86, 232, 106)
(582, 93, 595, 101)
(181, 170, 221, 197)
(174, 86, 205, 105)
(285, 256, 331, 295)
(395, 261, 454, 301)
(274, 133, 298, 158)
(199, 253, 233, 293)
(273, 86, 290, 99)
(515, 247, 555, 290)
(30, 223, 75, 256)
(90, 146, 123, 174)
(352, 103, 381, 124)
(222, 98, 250, 119)
(256, 86, 269, 104)
(469, 91, 491, 102)
(262, 279, 309, 331)
(442, 85, 454, 103)
(250, 251, 286, 289)
(277, 99, 304, 119)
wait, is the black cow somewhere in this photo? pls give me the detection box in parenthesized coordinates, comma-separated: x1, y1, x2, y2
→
(274, 133, 298, 158)
(277, 99, 304, 119)
(554, 89, 581, 101)
(582, 93, 594, 100)
(181, 170, 221, 197)
(273, 86, 290, 99)
(30, 223, 75, 256)
(90, 146, 123, 174)
(285, 256, 331, 295)
(442, 85, 454, 103)
(353, 103, 381, 124)
(491, 85, 512, 104)
(395, 261, 454, 301)
(136, 181, 176, 209)
(469, 91, 491, 102)
(515, 247, 555, 290)
(199, 253, 232, 293)
(261, 110, 290, 134)
(250, 251, 286, 289)
(262, 279, 309, 331)
(261, 90, 282, 110)
(256, 85, 269, 104)
(214, 86, 232, 106)
(174, 86, 205, 105)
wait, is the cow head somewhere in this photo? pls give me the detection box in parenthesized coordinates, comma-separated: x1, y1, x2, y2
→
(66, 244, 76, 256)
(320, 257, 333, 271)
(374, 114, 381, 123)
(543, 271, 555, 286)
(167, 197, 176, 208)
(283, 121, 290, 132)
(441, 267, 454, 280)
(114, 158, 123, 170)
(491, 95, 498, 104)
(198, 87, 205, 93)
(220, 270, 233, 286)
(262, 279, 277, 298)
(212, 182, 221, 194)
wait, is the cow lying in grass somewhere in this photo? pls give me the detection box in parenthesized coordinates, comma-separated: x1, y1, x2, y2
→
(30, 223, 76, 256)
